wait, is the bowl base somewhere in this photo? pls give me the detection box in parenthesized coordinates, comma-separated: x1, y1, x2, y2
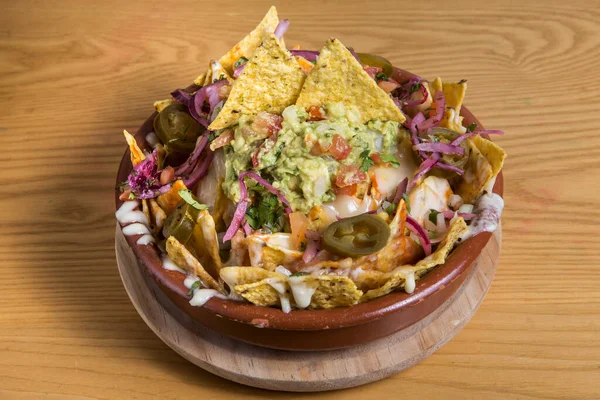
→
(115, 224, 500, 392)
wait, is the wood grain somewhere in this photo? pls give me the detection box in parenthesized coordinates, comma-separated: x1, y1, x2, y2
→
(1, 0, 599, 399)
(115, 223, 501, 392)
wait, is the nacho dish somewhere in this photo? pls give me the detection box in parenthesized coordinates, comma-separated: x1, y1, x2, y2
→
(115, 7, 506, 313)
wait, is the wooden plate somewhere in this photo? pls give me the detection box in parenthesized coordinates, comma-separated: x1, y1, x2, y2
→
(115, 223, 501, 391)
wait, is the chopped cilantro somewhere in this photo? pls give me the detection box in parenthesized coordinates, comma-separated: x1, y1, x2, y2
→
(359, 149, 374, 172)
(178, 189, 208, 210)
(208, 131, 217, 142)
(245, 192, 286, 233)
(290, 272, 309, 277)
(186, 281, 203, 296)
(233, 57, 248, 69)
(385, 202, 398, 215)
(300, 241, 307, 251)
(428, 134, 440, 142)
(375, 72, 388, 81)
(379, 154, 400, 167)
(428, 209, 440, 225)
(402, 193, 411, 213)
(466, 123, 478, 132)
(168, 137, 180, 143)
(128, 192, 136, 200)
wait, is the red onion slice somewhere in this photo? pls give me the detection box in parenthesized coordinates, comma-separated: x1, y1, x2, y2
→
(239, 171, 292, 213)
(404, 83, 429, 107)
(407, 153, 440, 191)
(302, 239, 319, 263)
(406, 215, 432, 256)
(414, 142, 465, 155)
(170, 89, 192, 106)
(450, 132, 475, 146)
(305, 230, 321, 241)
(223, 199, 249, 242)
(274, 19, 290, 39)
(233, 63, 246, 78)
(290, 50, 319, 61)
(392, 177, 408, 203)
(183, 150, 214, 188)
(175, 134, 209, 176)
(418, 90, 446, 131)
(435, 162, 464, 175)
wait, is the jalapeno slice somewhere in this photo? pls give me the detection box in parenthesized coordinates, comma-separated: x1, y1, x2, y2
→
(154, 103, 204, 152)
(162, 199, 200, 244)
(322, 214, 391, 258)
(357, 53, 394, 78)
(428, 127, 469, 177)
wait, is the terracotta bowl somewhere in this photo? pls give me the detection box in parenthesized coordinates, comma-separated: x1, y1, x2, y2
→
(115, 68, 503, 351)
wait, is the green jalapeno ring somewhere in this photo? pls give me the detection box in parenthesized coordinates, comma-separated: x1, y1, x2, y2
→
(322, 214, 391, 258)
(162, 199, 200, 244)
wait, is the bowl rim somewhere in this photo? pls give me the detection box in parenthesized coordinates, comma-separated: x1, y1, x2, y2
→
(115, 67, 504, 331)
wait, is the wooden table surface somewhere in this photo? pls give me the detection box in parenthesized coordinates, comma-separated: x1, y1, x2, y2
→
(2, 0, 599, 398)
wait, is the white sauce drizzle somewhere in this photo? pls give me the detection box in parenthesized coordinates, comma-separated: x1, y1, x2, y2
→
(183, 276, 198, 289)
(136, 234, 155, 245)
(404, 271, 416, 294)
(162, 255, 187, 274)
(275, 265, 292, 276)
(190, 289, 228, 307)
(461, 193, 504, 241)
(115, 201, 149, 225)
(289, 277, 317, 309)
(145, 132, 160, 148)
(122, 223, 150, 236)
(264, 277, 291, 313)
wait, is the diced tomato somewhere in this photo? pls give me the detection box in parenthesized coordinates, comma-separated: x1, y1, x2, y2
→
(329, 134, 352, 160)
(209, 129, 233, 150)
(370, 152, 383, 165)
(334, 184, 358, 196)
(307, 105, 326, 121)
(251, 111, 283, 137)
(289, 212, 309, 248)
(335, 164, 367, 188)
(251, 132, 278, 168)
(378, 79, 400, 93)
(363, 66, 382, 80)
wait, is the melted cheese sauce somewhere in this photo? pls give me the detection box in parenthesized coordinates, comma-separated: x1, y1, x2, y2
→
(461, 193, 504, 241)
(323, 194, 376, 219)
(162, 255, 187, 274)
(409, 176, 452, 225)
(288, 277, 317, 309)
(264, 277, 291, 313)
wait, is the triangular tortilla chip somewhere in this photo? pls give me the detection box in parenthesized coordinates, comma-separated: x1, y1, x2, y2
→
(427, 77, 467, 132)
(123, 130, 145, 166)
(153, 99, 174, 113)
(186, 210, 223, 280)
(217, 6, 280, 75)
(208, 33, 305, 130)
(296, 38, 406, 124)
(166, 236, 225, 293)
(192, 72, 207, 87)
(457, 136, 506, 203)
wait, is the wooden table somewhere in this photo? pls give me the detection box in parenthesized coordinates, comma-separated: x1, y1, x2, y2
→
(2, 0, 599, 398)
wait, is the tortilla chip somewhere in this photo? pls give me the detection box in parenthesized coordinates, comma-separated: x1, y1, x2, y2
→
(300, 275, 363, 309)
(296, 38, 405, 124)
(192, 72, 207, 87)
(148, 199, 167, 232)
(156, 179, 187, 215)
(235, 279, 283, 307)
(141, 199, 151, 226)
(457, 136, 506, 203)
(359, 267, 415, 302)
(123, 130, 145, 166)
(217, 6, 281, 75)
(186, 210, 222, 279)
(204, 60, 233, 85)
(166, 236, 225, 293)
(414, 217, 468, 271)
(153, 99, 174, 113)
(225, 230, 249, 266)
(220, 266, 281, 287)
(209, 34, 305, 130)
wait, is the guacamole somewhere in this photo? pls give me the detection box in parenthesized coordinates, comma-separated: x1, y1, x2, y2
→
(221, 103, 403, 213)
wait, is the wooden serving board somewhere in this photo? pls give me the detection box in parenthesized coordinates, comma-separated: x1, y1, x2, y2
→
(115, 224, 501, 392)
